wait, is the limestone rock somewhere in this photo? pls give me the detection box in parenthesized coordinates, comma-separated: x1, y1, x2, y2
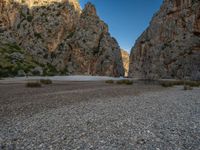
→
(121, 49, 129, 77)
(129, 0, 200, 80)
(0, 0, 124, 77)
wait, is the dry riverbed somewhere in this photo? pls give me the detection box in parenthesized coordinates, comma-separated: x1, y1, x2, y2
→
(0, 81, 200, 149)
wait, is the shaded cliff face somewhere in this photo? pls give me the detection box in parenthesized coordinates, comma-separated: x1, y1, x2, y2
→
(0, 0, 124, 77)
(121, 49, 129, 77)
(129, 0, 200, 80)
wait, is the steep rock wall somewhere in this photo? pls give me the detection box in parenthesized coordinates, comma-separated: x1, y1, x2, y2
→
(129, 0, 200, 80)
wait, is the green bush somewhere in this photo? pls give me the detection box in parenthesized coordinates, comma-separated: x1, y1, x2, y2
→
(124, 80, 133, 85)
(43, 64, 59, 76)
(26, 82, 42, 88)
(117, 80, 133, 85)
(40, 79, 52, 84)
(160, 82, 174, 87)
(105, 80, 114, 84)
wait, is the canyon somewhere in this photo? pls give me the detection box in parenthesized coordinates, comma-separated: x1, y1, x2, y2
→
(1, 1, 200, 149)
(0, 0, 199, 80)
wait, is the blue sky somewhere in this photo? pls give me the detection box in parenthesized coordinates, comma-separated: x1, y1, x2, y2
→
(80, 0, 163, 53)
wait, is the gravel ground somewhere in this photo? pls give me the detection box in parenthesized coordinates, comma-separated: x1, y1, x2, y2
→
(0, 81, 200, 150)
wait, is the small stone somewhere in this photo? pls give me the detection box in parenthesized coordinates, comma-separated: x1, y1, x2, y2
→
(136, 139, 146, 145)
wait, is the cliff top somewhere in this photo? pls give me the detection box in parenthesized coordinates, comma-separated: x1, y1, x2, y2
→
(3, 0, 81, 11)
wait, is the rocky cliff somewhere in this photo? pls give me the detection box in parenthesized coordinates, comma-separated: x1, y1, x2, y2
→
(129, 0, 200, 80)
(121, 49, 129, 77)
(0, 0, 124, 77)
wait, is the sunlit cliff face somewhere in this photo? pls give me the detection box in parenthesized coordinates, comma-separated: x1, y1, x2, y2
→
(7, 0, 81, 11)
(0, 0, 82, 52)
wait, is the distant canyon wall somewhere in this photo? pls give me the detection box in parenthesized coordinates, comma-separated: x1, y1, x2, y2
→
(121, 49, 129, 77)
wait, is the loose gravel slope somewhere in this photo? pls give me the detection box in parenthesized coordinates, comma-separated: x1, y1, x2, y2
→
(0, 82, 200, 150)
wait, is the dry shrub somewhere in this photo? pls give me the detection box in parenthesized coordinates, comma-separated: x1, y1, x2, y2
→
(160, 80, 200, 87)
(183, 85, 193, 90)
(26, 82, 41, 88)
(40, 79, 52, 84)
(105, 80, 114, 84)
(117, 80, 133, 85)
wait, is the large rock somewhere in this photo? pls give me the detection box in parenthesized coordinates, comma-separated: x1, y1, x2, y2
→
(129, 0, 200, 80)
(0, 0, 124, 77)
